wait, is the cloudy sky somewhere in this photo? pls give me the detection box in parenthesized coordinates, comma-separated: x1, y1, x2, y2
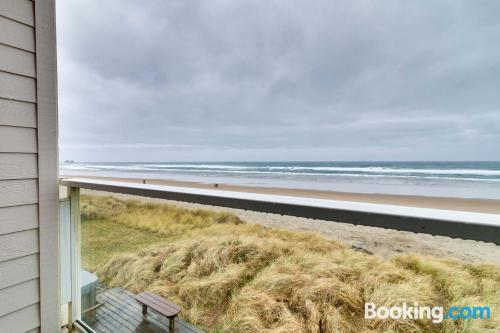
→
(57, 0, 500, 162)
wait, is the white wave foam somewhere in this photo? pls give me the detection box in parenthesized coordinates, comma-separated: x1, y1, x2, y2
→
(144, 164, 246, 170)
(62, 164, 500, 176)
(59, 164, 500, 183)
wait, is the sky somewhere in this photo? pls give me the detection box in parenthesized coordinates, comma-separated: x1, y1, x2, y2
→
(57, 0, 500, 162)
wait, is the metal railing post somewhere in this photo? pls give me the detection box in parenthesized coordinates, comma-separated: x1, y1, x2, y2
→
(68, 186, 81, 327)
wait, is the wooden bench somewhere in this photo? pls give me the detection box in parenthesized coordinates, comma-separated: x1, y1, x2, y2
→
(135, 291, 181, 332)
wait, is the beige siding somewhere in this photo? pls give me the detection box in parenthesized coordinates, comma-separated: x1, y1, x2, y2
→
(0, 278, 39, 317)
(26, 328, 41, 333)
(0, 98, 37, 127)
(0, 153, 37, 180)
(0, 43, 36, 77)
(0, 254, 39, 290)
(0, 15, 35, 52)
(0, 204, 38, 235)
(0, 179, 38, 207)
(0, 1, 56, 331)
(0, 303, 40, 332)
(0, 126, 37, 153)
(0, 0, 34, 27)
(0, 229, 39, 263)
(0, 71, 36, 102)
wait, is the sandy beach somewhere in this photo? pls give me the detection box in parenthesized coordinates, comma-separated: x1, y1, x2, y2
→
(72, 175, 500, 264)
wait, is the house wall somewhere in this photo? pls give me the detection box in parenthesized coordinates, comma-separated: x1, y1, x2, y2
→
(0, 0, 59, 332)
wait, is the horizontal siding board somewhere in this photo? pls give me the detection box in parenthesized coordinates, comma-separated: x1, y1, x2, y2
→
(0, 153, 37, 180)
(0, 126, 37, 153)
(0, 179, 38, 207)
(0, 278, 39, 317)
(0, 71, 36, 102)
(0, 303, 40, 332)
(0, 0, 34, 26)
(0, 204, 38, 235)
(0, 98, 36, 127)
(0, 15, 35, 52)
(0, 44, 36, 77)
(0, 254, 39, 290)
(0, 229, 39, 263)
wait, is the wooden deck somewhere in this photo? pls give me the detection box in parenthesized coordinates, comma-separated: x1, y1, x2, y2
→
(82, 288, 203, 333)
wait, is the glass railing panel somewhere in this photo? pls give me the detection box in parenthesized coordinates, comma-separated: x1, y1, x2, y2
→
(72, 187, 499, 333)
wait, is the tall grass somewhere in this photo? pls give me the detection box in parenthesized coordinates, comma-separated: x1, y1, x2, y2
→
(82, 195, 499, 332)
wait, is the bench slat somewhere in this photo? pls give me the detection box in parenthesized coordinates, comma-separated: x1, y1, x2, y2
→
(136, 296, 177, 317)
(136, 294, 179, 314)
(143, 291, 180, 312)
(138, 300, 176, 318)
(140, 292, 180, 313)
(135, 292, 180, 317)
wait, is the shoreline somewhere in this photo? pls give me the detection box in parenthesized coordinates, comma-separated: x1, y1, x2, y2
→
(66, 174, 500, 214)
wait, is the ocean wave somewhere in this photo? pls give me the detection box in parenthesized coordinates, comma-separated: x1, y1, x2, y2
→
(305, 166, 500, 176)
(145, 164, 245, 169)
(60, 163, 500, 177)
(145, 169, 500, 182)
(59, 164, 500, 182)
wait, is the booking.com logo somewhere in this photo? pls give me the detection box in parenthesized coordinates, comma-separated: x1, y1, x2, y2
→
(365, 302, 491, 324)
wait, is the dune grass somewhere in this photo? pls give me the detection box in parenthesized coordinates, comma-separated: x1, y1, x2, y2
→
(81, 195, 499, 333)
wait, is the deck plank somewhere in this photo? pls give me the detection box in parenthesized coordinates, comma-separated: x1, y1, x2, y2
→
(105, 289, 172, 333)
(99, 293, 164, 333)
(81, 288, 204, 333)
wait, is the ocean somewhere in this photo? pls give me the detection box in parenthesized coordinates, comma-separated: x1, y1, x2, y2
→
(60, 161, 500, 199)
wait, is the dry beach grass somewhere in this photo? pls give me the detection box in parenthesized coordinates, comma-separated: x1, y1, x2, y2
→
(81, 195, 500, 332)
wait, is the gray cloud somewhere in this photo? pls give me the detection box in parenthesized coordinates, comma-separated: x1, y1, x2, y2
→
(57, 0, 500, 162)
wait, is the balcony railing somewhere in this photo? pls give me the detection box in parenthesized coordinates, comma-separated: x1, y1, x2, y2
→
(60, 177, 500, 244)
(59, 177, 500, 332)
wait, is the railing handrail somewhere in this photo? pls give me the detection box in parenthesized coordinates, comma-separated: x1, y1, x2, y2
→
(59, 177, 500, 244)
